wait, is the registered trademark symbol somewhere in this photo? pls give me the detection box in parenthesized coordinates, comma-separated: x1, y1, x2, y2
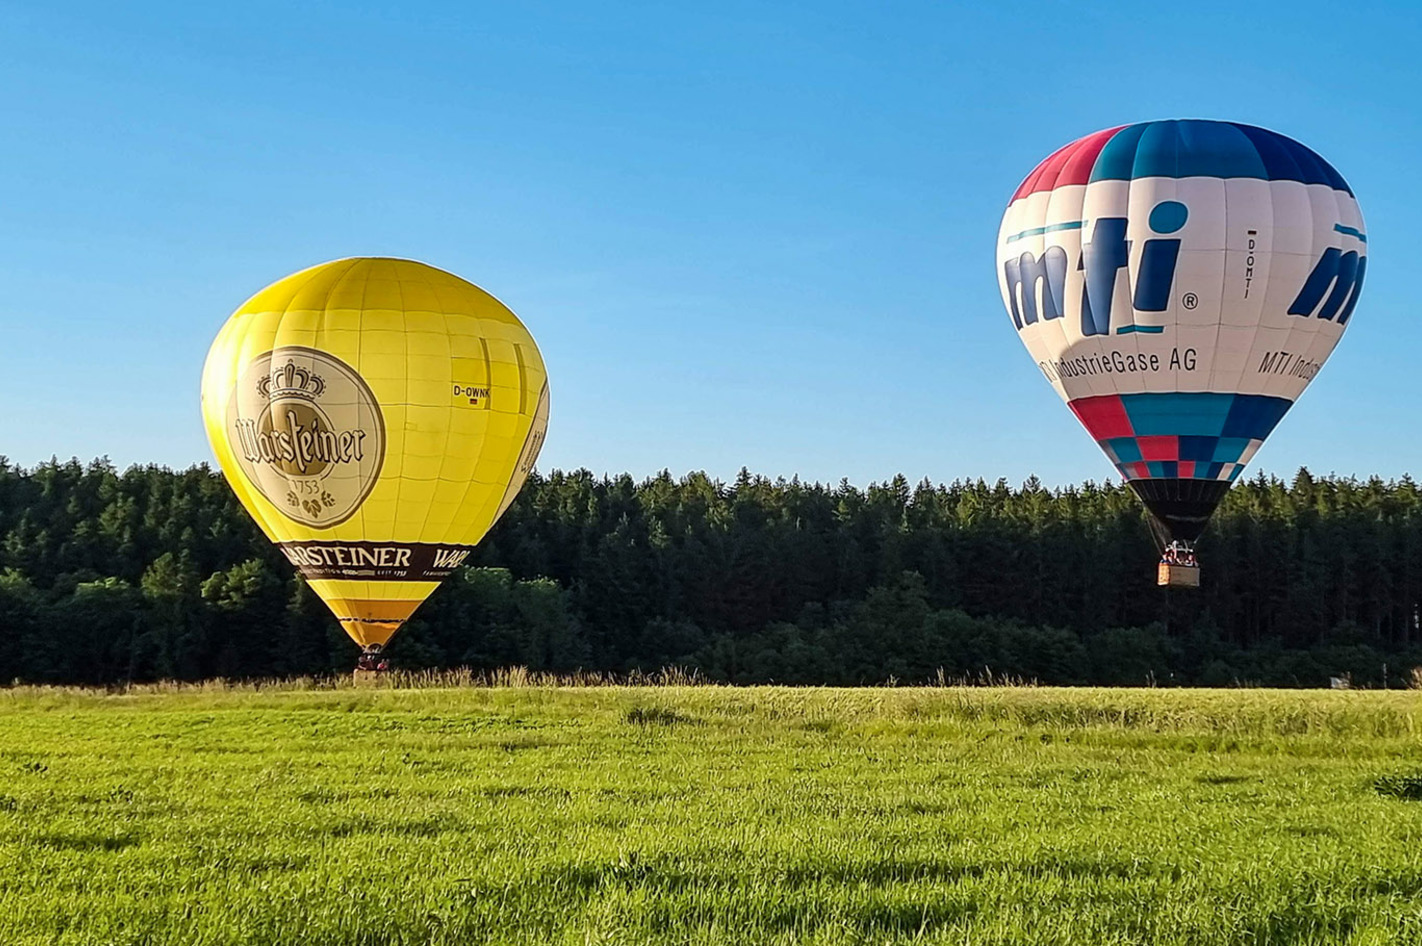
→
(1182, 292, 1199, 310)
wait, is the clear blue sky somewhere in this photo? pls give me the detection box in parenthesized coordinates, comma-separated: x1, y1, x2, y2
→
(1, 1, 1417, 487)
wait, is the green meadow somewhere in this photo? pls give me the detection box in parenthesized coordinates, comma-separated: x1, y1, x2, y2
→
(3, 681, 1422, 945)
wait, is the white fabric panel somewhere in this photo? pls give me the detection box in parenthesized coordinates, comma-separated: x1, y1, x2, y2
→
(998, 170, 1363, 407)
(1212, 179, 1273, 392)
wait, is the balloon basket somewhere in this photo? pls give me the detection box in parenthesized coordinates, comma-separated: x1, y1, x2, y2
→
(353, 645, 389, 683)
(352, 668, 384, 686)
(1157, 562, 1200, 588)
(1157, 541, 1200, 588)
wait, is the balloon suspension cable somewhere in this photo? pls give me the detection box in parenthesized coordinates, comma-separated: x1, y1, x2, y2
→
(1145, 513, 1173, 554)
(354, 643, 390, 674)
(1159, 540, 1197, 568)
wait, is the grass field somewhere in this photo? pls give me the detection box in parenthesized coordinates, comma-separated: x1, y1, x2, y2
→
(4, 681, 1422, 945)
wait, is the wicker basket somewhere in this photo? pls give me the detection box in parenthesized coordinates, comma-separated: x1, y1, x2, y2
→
(1157, 563, 1201, 588)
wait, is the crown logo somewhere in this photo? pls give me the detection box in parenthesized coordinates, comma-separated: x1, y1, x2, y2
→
(257, 361, 326, 400)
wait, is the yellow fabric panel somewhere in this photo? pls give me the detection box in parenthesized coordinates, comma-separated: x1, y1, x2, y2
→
(307, 580, 439, 605)
(200, 258, 549, 649)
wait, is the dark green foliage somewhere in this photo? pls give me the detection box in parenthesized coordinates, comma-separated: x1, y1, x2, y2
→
(3, 456, 1422, 685)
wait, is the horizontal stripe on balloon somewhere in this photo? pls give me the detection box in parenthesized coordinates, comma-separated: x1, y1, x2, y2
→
(1004, 220, 1084, 243)
(1333, 223, 1367, 243)
(1075, 392, 1286, 483)
(1069, 393, 1293, 442)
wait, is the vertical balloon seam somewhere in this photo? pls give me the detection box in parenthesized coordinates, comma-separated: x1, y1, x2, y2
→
(1126, 128, 1148, 412)
(223, 309, 284, 544)
(491, 379, 548, 527)
(515, 344, 529, 415)
(376, 263, 418, 635)
(360, 263, 408, 572)
(506, 355, 545, 527)
(1068, 128, 1113, 437)
(312, 261, 372, 631)
(1012, 139, 1062, 200)
(436, 273, 469, 546)
(1300, 182, 1348, 399)
(440, 295, 479, 547)
(1280, 187, 1319, 418)
(380, 264, 425, 638)
(1027, 137, 1071, 399)
(1194, 125, 1233, 397)
(1048, 159, 1087, 401)
(410, 274, 457, 551)
(206, 319, 267, 544)
(492, 334, 528, 533)
(230, 314, 279, 537)
(444, 332, 506, 547)
(336, 266, 367, 626)
(435, 319, 485, 549)
(1287, 177, 1324, 423)
(1040, 179, 1069, 398)
(321, 265, 373, 539)
(481, 341, 536, 537)
(1205, 134, 1242, 405)
(344, 268, 378, 617)
(1123, 174, 1151, 396)
(494, 385, 538, 524)
(1209, 168, 1242, 396)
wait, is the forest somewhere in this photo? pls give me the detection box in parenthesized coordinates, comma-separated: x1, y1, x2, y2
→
(2, 456, 1420, 687)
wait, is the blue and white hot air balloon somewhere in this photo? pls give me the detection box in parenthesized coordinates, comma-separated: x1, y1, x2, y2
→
(996, 120, 1365, 584)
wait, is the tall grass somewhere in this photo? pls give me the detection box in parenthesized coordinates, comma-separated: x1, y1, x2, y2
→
(1, 664, 714, 698)
(2, 686, 1422, 943)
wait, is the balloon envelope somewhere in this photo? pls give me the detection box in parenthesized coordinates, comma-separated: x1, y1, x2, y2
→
(996, 120, 1364, 543)
(201, 258, 549, 648)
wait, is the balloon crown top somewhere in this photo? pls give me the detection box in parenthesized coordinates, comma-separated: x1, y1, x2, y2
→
(256, 361, 326, 401)
(1010, 120, 1354, 203)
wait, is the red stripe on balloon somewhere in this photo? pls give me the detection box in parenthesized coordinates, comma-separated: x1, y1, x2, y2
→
(1009, 126, 1125, 202)
(1135, 436, 1178, 461)
(1068, 395, 1134, 440)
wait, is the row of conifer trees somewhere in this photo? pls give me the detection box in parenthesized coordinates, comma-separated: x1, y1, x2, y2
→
(1, 457, 1419, 686)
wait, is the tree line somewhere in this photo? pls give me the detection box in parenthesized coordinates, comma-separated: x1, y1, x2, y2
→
(2, 457, 1419, 687)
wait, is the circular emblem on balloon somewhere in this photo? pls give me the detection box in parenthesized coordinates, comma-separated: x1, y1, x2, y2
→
(201, 257, 550, 654)
(225, 346, 386, 527)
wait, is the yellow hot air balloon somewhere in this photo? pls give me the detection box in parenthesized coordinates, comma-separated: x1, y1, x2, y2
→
(201, 258, 549, 658)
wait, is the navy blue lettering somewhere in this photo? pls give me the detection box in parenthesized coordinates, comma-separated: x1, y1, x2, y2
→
(1133, 239, 1180, 312)
(1003, 246, 1068, 328)
(1081, 217, 1130, 337)
(1288, 248, 1366, 323)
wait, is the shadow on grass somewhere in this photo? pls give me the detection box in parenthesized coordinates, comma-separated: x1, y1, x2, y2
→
(542, 851, 1165, 896)
(468, 785, 573, 799)
(624, 706, 699, 726)
(641, 894, 978, 939)
(28, 832, 139, 852)
(1374, 774, 1422, 800)
(1242, 900, 1361, 944)
(321, 817, 458, 840)
(294, 786, 399, 805)
(532, 854, 985, 938)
